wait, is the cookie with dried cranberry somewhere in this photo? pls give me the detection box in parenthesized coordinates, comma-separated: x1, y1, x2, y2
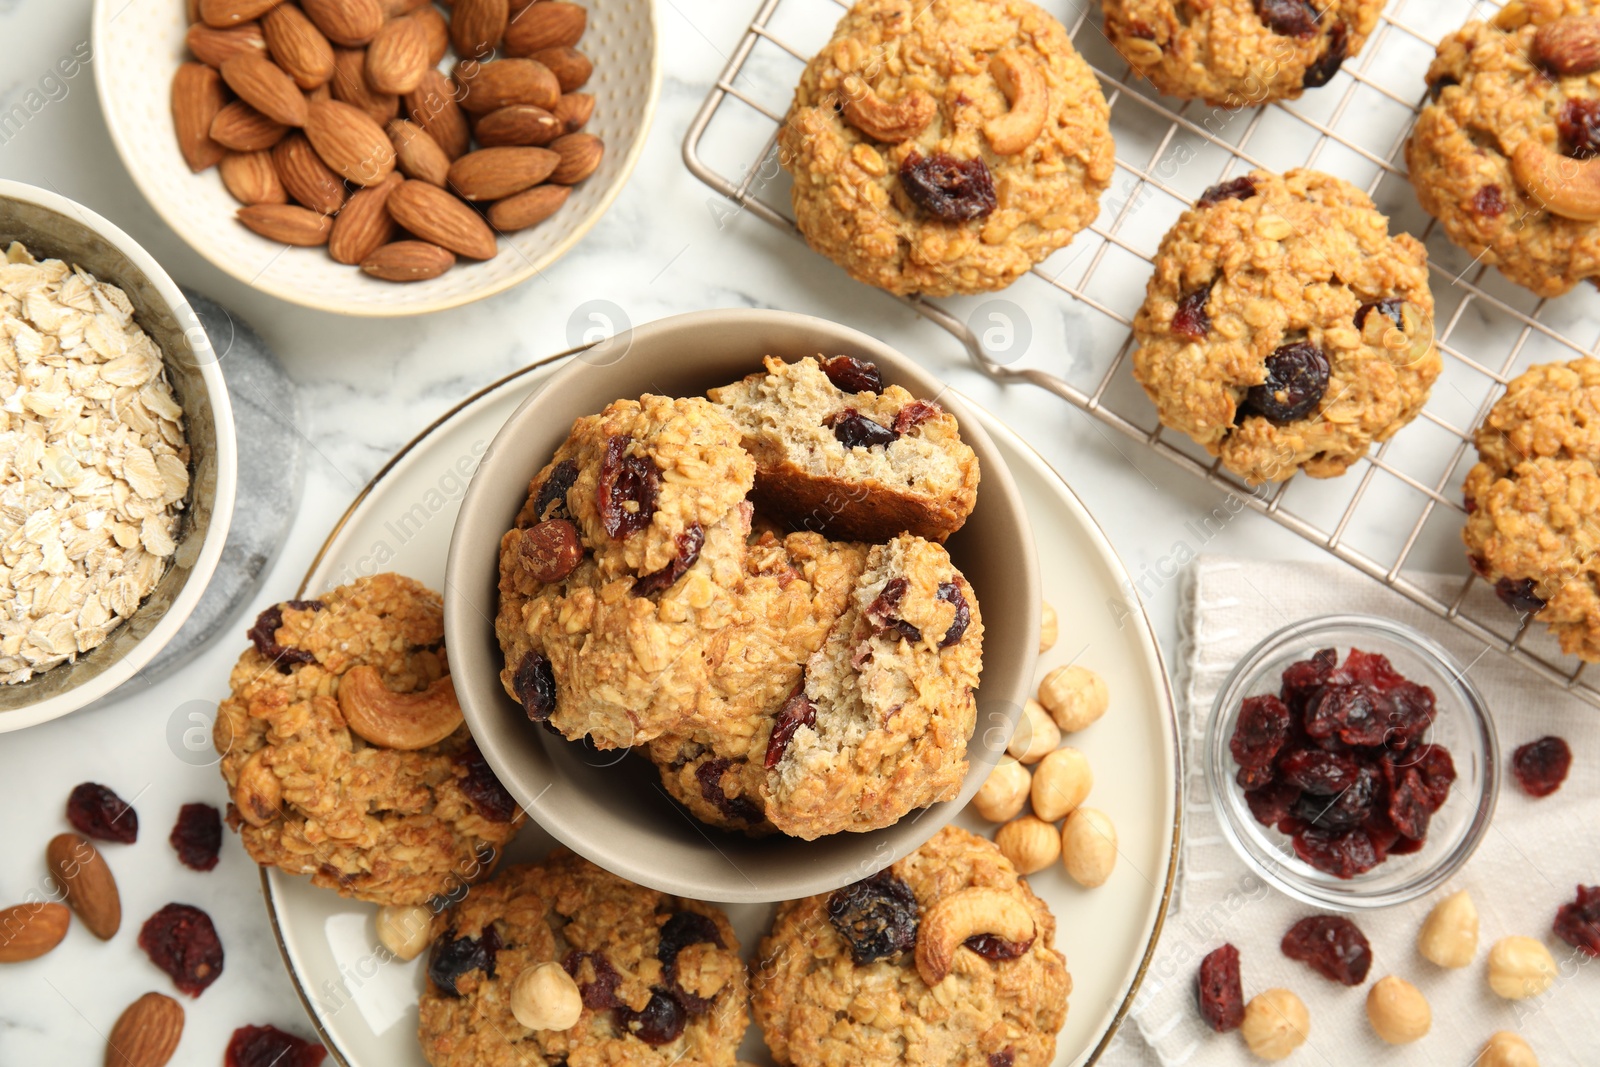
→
(1407, 4, 1600, 297)
(778, 0, 1113, 296)
(1131, 168, 1439, 484)
(752, 825, 1069, 1067)
(215, 573, 524, 907)
(418, 849, 747, 1067)
(1463, 358, 1600, 660)
(1104, 0, 1381, 107)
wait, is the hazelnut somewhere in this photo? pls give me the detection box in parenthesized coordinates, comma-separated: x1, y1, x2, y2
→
(1487, 936, 1558, 1000)
(1037, 664, 1109, 733)
(1031, 746, 1092, 822)
(510, 961, 583, 1031)
(1060, 807, 1117, 888)
(1006, 699, 1060, 765)
(1038, 600, 1058, 652)
(1240, 988, 1309, 1061)
(1417, 889, 1478, 968)
(1365, 975, 1430, 1045)
(994, 815, 1060, 875)
(376, 904, 433, 961)
(1480, 1031, 1539, 1067)
(971, 756, 1031, 823)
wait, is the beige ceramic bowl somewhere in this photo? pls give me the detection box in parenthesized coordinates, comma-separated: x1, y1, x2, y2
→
(90, 0, 659, 316)
(0, 180, 236, 732)
(445, 309, 1039, 902)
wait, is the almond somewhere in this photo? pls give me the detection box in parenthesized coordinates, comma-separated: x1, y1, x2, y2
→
(487, 182, 569, 231)
(200, 0, 281, 28)
(530, 46, 591, 94)
(273, 132, 350, 213)
(302, 0, 384, 47)
(220, 53, 308, 126)
(367, 16, 431, 95)
(172, 62, 228, 172)
(547, 132, 602, 184)
(47, 834, 119, 941)
(387, 179, 498, 259)
(329, 172, 402, 263)
(219, 150, 288, 204)
(360, 240, 455, 281)
(330, 47, 399, 124)
(551, 92, 593, 133)
(405, 70, 472, 159)
(1537, 16, 1600, 76)
(210, 100, 290, 151)
(410, 6, 450, 65)
(238, 203, 335, 244)
(305, 98, 397, 185)
(504, 1, 586, 56)
(0, 902, 70, 963)
(185, 21, 266, 67)
(105, 992, 184, 1067)
(474, 104, 562, 146)
(380, 0, 432, 13)
(452, 0, 510, 60)
(388, 118, 450, 185)
(261, 4, 336, 90)
(455, 58, 559, 114)
(447, 145, 558, 200)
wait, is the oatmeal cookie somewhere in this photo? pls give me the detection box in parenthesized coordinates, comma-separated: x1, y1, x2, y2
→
(778, 0, 1113, 296)
(1463, 358, 1600, 660)
(709, 355, 980, 542)
(1131, 168, 1439, 483)
(1407, 3, 1600, 297)
(1103, 0, 1382, 107)
(214, 574, 523, 907)
(752, 825, 1069, 1067)
(418, 849, 748, 1067)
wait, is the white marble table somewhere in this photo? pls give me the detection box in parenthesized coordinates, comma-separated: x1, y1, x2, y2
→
(0, 1, 1331, 1062)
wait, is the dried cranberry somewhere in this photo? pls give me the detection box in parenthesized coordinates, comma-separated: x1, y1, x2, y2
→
(597, 436, 659, 540)
(456, 743, 519, 822)
(1553, 885, 1600, 957)
(1172, 283, 1213, 341)
(1398, 743, 1456, 809)
(764, 686, 817, 769)
(899, 151, 997, 220)
(1385, 768, 1433, 840)
(1281, 915, 1372, 985)
(1293, 764, 1378, 830)
(893, 399, 944, 436)
(1342, 648, 1406, 689)
(1198, 177, 1257, 207)
(1292, 827, 1380, 879)
(1559, 97, 1600, 159)
(618, 988, 686, 1046)
(657, 911, 724, 1014)
(533, 458, 579, 523)
(964, 933, 1033, 960)
(1245, 781, 1301, 827)
(1512, 736, 1572, 798)
(1302, 20, 1349, 88)
(820, 355, 882, 394)
(1278, 748, 1360, 795)
(1231, 695, 1292, 770)
(1383, 681, 1438, 748)
(1304, 685, 1385, 746)
(695, 759, 763, 824)
(1242, 341, 1329, 423)
(563, 950, 623, 1009)
(988, 1052, 1016, 1067)
(936, 581, 970, 647)
(66, 782, 138, 844)
(825, 409, 898, 449)
(826, 869, 920, 964)
(1495, 577, 1547, 614)
(1280, 648, 1336, 712)
(635, 523, 704, 596)
(247, 600, 323, 673)
(1196, 943, 1245, 1032)
(1237, 763, 1276, 791)
(225, 1025, 327, 1067)
(138, 903, 225, 997)
(1473, 185, 1507, 217)
(866, 577, 923, 643)
(1355, 297, 1404, 332)
(427, 924, 501, 997)
(513, 651, 558, 721)
(1256, 0, 1319, 37)
(170, 803, 222, 872)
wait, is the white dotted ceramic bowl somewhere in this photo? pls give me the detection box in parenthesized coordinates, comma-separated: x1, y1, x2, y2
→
(90, 0, 658, 316)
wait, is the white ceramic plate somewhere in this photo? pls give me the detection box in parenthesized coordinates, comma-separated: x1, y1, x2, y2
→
(90, 0, 659, 316)
(262, 354, 1180, 1066)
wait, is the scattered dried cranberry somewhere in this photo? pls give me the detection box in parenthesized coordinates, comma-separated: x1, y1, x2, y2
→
(533, 458, 579, 523)
(1198, 176, 1257, 207)
(964, 933, 1033, 960)
(635, 523, 704, 595)
(899, 151, 997, 220)
(618, 988, 686, 1046)
(427, 924, 501, 997)
(1255, 0, 1319, 37)
(513, 651, 558, 722)
(936, 581, 970, 647)
(1242, 341, 1329, 423)
(170, 803, 222, 872)
(563, 949, 623, 1009)
(1302, 20, 1349, 88)
(1560, 97, 1600, 159)
(1512, 736, 1572, 798)
(597, 436, 659, 540)
(66, 782, 138, 844)
(1473, 185, 1507, 217)
(764, 686, 818, 769)
(827, 869, 920, 964)
(696, 759, 763, 824)
(1495, 577, 1546, 614)
(225, 1025, 327, 1067)
(1281, 915, 1372, 985)
(820, 355, 882, 394)
(1230, 695, 1291, 770)
(1355, 297, 1404, 332)
(139, 903, 225, 997)
(1292, 827, 1380, 879)
(893, 399, 944, 435)
(456, 743, 519, 822)
(1172, 283, 1213, 341)
(1553, 885, 1600, 957)
(1245, 781, 1301, 826)
(1196, 943, 1245, 1032)
(826, 408, 898, 449)
(247, 600, 324, 673)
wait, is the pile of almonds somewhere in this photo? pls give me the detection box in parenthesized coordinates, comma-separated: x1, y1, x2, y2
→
(172, 0, 604, 283)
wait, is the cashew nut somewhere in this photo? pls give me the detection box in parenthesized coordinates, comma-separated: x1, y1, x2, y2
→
(984, 50, 1047, 156)
(914, 886, 1037, 986)
(510, 961, 583, 1031)
(234, 748, 282, 828)
(840, 75, 936, 144)
(337, 665, 464, 750)
(1511, 140, 1600, 221)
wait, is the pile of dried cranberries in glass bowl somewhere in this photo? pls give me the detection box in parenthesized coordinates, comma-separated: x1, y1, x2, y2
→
(1228, 647, 1457, 879)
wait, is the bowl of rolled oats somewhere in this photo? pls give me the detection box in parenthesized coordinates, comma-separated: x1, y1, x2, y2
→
(0, 179, 236, 731)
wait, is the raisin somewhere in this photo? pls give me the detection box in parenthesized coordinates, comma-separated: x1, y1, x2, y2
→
(1245, 781, 1301, 827)
(1512, 735, 1572, 798)
(66, 782, 138, 844)
(513, 651, 557, 722)
(1256, 0, 1319, 37)
(1495, 577, 1546, 614)
(1355, 297, 1404, 332)
(533, 459, 579, 523)
(936, 581, 970, 647)
(427, 924, 501, 997)
(225, 1025, 327, 1067)
(764, 687, 817, 769)
(1280, 648, 1336, 713)
(169, 803, 222, 872)
(826, 869, 920, 964)
(825, 409, 898, 449)
(563, 950, 623, 1009)
(1242, 341, 1329, 423)
(1196, 943, 1245, 1032)
(1278, 748, 1360, 795)
(1302, 20, 1349, 88)
(597, 436, 659, 540)
(964, 933, 1034, 960)
(695, 758, 763, 824)
(618, 988, 685, 1046)
(866, 577, 923, 643)
(820, 355, 882, 394)
(456, 743, 519, 822)
(138, 903, 225, 997)
(1473, 185, 1507, 217)
(1281, 915, 1372, 985)
(1292, 827, 1380, 879)
(246, 600, 324, 673)
(1198, 176, 1257, 207)
(635, 523, 704, 595)
(1559, 97, 1600, 159)
(1553, 885, 1600, 957)
(893, 399, 943, 435)
(899, 151, 997, 220)
(1230, 694, 1291, 770)
(1172, 283, 1213, 341)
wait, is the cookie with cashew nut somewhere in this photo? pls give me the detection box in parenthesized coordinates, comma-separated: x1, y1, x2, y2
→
(417, 849, 748, 1067)
(777, 0, 1113, 296)
(753, 825, 1068, 1067)
(215, 573, 524, 906)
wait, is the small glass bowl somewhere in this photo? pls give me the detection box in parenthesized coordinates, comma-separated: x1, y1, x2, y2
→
(1204, 614, 1499, 910)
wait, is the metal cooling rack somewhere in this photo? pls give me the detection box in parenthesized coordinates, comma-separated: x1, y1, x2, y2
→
(683, 0, 1600, 706)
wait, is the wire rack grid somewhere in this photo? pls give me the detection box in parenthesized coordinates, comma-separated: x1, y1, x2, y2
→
(682, 0, 1600, 706)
